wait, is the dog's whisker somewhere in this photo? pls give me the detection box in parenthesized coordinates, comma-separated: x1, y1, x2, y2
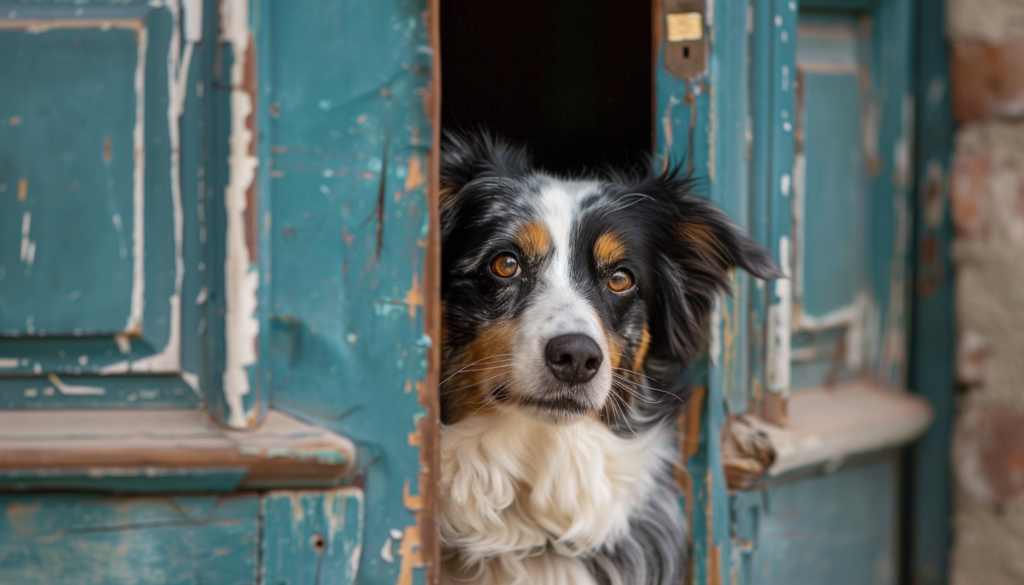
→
(440, 354, 516, 385)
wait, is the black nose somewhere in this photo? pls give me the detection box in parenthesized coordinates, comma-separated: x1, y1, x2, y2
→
(544, 334, 603, 385)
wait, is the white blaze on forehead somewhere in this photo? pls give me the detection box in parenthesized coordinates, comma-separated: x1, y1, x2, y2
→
(508, 177, 612, 406)
(534, 178, 597, 286)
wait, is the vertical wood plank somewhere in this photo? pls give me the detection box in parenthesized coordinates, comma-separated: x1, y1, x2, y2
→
(261, 488, 365, 585)
(0, 493, 259, 585)
(907, 0, 956, 582)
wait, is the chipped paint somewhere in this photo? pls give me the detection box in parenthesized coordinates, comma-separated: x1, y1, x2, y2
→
(768, 236, 792, 395)
(19, 211, 36, 269)
(127, 20, 148, 336)
(104, 3, 187, 374)
(221, 0, 261, 428)
(0, 358, 19, 369)
(47, 374, 104, 396)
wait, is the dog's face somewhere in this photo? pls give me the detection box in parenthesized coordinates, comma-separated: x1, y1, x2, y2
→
(439, 133, 779, 426)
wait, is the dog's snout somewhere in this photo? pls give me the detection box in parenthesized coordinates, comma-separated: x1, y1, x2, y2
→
(544, 334, 603, 385)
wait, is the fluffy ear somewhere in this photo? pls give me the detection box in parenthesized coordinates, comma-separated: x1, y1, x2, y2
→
(440, 130, 531, 208)
(646, 172, 783, 365)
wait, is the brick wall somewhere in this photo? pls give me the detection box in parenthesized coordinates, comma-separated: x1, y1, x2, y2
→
(948, 1, 1024, 582)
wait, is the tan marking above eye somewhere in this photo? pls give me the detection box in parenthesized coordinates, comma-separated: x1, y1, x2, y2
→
(514, 221, 551, 257)
(608, 269, 634, 293)
(594, 232, 627, 265)
(491, 254, 520, 278)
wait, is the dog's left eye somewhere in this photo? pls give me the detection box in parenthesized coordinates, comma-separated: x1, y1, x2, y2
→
(490, 254, 521, 278)
(607, 269, 634, 293)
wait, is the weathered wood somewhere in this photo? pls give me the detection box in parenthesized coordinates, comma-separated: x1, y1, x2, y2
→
(0, 493, 259, 585)
(262, 488, 364, 585)
(0, 409, 356, 489)
(724, 381, 932, 483)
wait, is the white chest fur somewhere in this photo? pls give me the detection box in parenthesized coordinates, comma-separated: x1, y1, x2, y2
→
(440, 411, 672, 584)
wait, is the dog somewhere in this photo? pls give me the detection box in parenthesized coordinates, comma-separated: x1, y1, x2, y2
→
(438, 131, 779, 585)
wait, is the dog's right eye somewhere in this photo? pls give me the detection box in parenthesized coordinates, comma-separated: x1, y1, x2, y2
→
(490, 254, 520, 278)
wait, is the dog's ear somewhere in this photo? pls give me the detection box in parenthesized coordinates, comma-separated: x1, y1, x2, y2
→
(440, 130, 531, 209)
(645, 171, 783, 365)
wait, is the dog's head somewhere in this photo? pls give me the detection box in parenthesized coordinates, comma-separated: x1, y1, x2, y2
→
(439, 132, 780, 425)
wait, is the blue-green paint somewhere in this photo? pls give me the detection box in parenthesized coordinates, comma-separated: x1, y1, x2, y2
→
(743, 455, 900, 585)
(0, 468, 247, 493)
(0, 493, 259, 585)
(0, 375, 199, 409)
(0, 1, 214, 405)
(263, 1, 434, 582)
(262, 488, 365, 585)
(907, 0, 956, 582)
(0, 26, 138, 336)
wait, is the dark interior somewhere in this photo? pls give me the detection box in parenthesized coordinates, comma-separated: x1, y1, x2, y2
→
(440, 0, 652, 175)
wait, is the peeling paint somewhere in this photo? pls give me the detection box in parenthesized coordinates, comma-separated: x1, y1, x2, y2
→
(47, 374, 105, 396)
(19, 211, 36, 269)
(220, 0, 261, 428)
(127, 21, 147, 336)
(768, 236, 792, 395)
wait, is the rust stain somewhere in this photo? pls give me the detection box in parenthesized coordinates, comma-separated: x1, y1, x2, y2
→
(395, 524, 425, 585)
(103, 135, 113, 164)
(9, 116, 20, 126)
(675, 385, 705, 549)
(7, 502, 41, 536)
(405, 155, 425, 192)
(405, 273, 424, 321)
(408, 429, 421, 447)
(708, 543, 723, 585)
(17, 178, 28, 201)
(404, 380, 413, 394)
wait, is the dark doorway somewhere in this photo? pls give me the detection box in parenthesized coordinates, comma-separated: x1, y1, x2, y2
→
(440, 0, 653, 175)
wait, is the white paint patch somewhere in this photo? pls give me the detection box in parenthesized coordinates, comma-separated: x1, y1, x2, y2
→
(380, 536, 395, 563)
(19, 212, 36, 269)
(111, 213, 128, 259)
(0, 358, 19, 369)
(23, 388, 38, 398)
(709, 297, 722, 367)
(181, 371, 201, 396)
(221, 0, 261, 428)
(126, 23, 148, 335)
(780, 173, 791, 197)
(106, 2, 187, 374)
(47, 374, 105, 396)
(768, 236, 792, 394)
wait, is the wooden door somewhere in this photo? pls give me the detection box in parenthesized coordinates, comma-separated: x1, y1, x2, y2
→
(0, 1, 442, 583)
(654, 0, 952, 583)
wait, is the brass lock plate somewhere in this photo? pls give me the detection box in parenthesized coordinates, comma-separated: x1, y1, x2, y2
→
(663, 0, 706, 80)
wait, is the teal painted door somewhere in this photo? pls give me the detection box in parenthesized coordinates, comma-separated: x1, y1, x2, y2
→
(655, 0, 947, 583)
(1, 0, 440, 583)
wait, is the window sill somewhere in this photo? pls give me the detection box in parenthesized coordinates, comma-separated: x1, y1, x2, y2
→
(724, 381, 934, 489)
(0, 408, 357, 492)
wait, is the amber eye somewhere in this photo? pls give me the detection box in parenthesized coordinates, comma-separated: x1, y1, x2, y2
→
(491, 254, 520, 278)
(608, 269, 634, 293)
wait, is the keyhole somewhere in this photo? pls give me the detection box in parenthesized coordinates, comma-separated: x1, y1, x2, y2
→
(310, 533, 326, 554)
(683, 46, 690, 58)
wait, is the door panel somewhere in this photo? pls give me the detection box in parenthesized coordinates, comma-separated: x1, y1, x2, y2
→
(0, 493, 260, 585)
(791, 12, 870, 389)
(0, 2, 207, 406)
(736, 455, 899, 585)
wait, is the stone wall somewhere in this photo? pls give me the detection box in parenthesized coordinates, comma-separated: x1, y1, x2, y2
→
(948, 1, 1024, 582)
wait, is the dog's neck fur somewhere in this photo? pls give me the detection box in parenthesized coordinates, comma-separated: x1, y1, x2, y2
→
(440, 410, 673, 584)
